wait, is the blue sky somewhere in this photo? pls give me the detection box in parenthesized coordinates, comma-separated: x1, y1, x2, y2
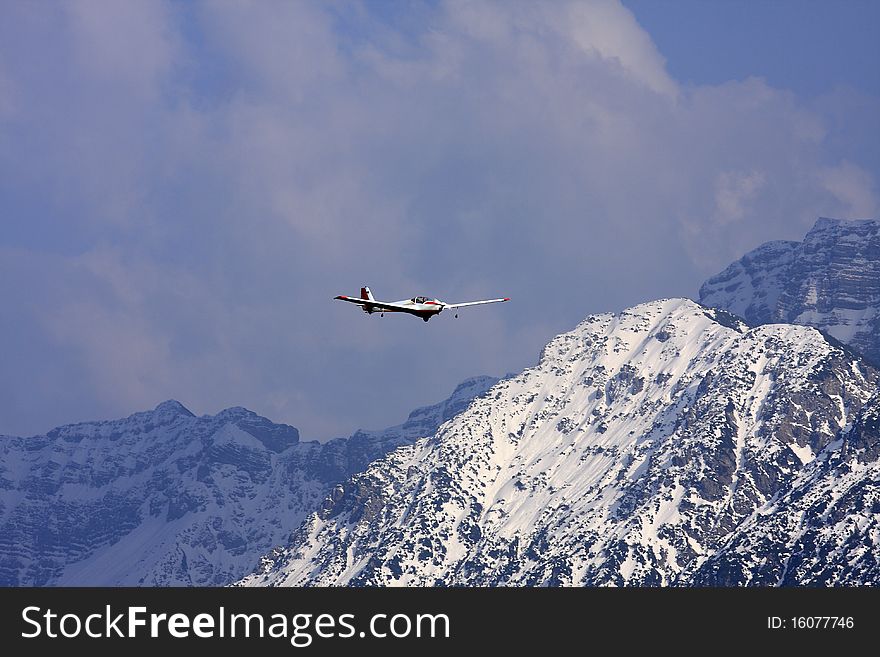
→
(1, 0, 878, 439)
(625, 0, 880, 97)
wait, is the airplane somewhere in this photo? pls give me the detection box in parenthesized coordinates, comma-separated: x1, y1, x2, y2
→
(334, 286, 510, 322)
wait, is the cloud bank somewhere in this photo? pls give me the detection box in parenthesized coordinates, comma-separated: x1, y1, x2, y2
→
(1, 0, 877, 438)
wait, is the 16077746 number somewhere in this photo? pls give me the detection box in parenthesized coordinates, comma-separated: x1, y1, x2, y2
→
(768, 616, 854, 630)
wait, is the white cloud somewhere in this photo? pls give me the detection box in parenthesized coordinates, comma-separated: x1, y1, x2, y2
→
(563, 0, 677, 96)
(713, 170, 767, 226)
(818, 161, 878, 218)
(0, 0, 877, 438)
(196, 0, 344, 101)
(441, 0, 676, 95)
(64, 0, 179, 102)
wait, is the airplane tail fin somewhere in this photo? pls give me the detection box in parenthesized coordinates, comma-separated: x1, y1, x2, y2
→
(361, 286, 375, 302)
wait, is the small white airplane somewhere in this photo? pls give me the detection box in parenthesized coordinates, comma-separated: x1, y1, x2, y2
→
(334, 286, 510, 322)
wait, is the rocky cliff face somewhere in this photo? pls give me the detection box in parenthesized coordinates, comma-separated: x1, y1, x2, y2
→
(700, 217, 880, 364)
(239, 299, 879, 586)
(690, 392, 880, 586)
(0, 377, 497, 586)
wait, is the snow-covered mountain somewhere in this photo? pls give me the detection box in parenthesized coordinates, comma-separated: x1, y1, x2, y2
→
(239, 298, 879, 586)
(0, 376, 497, 586)
(692, 391, 880, 585)
(699, 217, 880, 364)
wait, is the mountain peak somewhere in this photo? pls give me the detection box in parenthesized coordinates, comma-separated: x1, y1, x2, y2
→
(700, 216, 880, 363)
(215, 405, 256, 421)
(153, 400, 195, 419)
(568, 297, 746, 344)
(448, 375, 500, 400)
(809, 215, 877, 232)
(810, 216, 843, 231)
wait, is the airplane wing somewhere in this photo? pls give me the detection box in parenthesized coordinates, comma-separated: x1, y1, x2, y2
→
(444, 297, 510, 309)
(334, 296, 408, 312)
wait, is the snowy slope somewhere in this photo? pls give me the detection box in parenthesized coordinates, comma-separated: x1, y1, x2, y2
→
(0, 377, 497, 586)
(700, 217, 880, 363)
(691, 393, 880, 585)
(239, 299, 879, 586)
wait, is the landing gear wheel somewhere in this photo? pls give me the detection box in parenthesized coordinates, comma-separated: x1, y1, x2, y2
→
(423, 317, 429, 322)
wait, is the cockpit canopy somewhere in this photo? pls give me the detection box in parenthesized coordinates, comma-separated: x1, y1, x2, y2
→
(412, 296, 429, 303)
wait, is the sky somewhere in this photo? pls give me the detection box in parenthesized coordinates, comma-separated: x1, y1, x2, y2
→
(1, 0, 878, 440)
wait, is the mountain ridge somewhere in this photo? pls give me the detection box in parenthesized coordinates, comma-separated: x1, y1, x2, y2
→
(0, 376, 498, 585)
(238, 298, 879, 586)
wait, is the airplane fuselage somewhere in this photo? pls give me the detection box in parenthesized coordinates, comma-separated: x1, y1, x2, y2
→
(362, 296, 445, 321)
